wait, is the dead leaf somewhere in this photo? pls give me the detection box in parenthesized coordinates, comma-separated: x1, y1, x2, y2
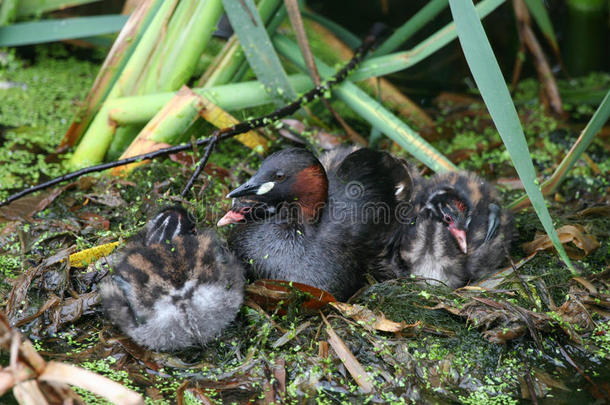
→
(46, 292, 100, 334)
(245, 279, 336, 314)
(522, 224, 600, 259)
(0, 185, 71, 224)
(330, 302, 416, 333)
(321, 313, 374, 394)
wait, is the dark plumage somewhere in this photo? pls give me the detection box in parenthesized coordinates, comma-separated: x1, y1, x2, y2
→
(382, 171, 513, 288)
(101, 206, 245, 351)
(217, 147, 410, 301)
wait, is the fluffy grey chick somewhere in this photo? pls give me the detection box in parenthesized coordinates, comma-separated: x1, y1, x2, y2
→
(101, 205, 244, 351)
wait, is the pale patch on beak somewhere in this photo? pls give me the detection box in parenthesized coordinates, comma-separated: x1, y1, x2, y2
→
(448, 225, 468, 254)
(217, 210, 245, 227)
(395, 184, 404, 196)
(256, 181, 275, 195)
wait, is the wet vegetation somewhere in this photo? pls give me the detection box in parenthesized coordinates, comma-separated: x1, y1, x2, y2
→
(1, 1, 609, 404)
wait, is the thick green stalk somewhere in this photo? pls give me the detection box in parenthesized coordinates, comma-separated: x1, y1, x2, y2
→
(135, 0, 195, 94)
(274, 35, 456, 173)
(69, 0, 179, 168)
(373, 0, 448, 56)
(105, 125, 142, 162)
(157, 0, 223, 91)
(109, 74, 314, 124)
(110, 0, 178, 97)
(67, 74, 313, 169)
(198, 36, 244, 88)
(60, 0, 163, 149)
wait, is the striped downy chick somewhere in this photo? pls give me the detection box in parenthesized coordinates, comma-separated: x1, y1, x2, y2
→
(101, 206, 245, 351)
(389, 171, 513, 288)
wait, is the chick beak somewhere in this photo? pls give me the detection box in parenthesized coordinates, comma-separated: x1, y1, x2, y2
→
(217, 210, 245, 227)
(448, 225, 468, 254)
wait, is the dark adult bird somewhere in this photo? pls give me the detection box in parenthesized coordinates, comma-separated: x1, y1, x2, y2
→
(381, 171, 513, 288)
(217, 147, 410, 301)
(101, 205, 245, 351)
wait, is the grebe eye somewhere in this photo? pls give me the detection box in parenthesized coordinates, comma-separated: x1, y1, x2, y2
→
(443, 214, 452, 224)
(275, 171, 285, 181)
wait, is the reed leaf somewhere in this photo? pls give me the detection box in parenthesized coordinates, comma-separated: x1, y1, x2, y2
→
(348, 0, 505, 82)
(510, 89, 610, 210)
(448, 0, 574, 271)
(16, 0, 100, 17)
(153, 0, 223, 92)
(300, 9, 361, 49)
(522, 0, 559, 53)
(0, 15, 128, 46)
(198, 0, 283, 88)
(373, 0, 448, 56)
(223, 0, 295, 106)
(274, 35, 456, 173)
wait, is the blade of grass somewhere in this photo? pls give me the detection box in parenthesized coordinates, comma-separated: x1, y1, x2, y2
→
(223, 0, 296, 105)
(197, 0, 283, 88)
(448, 0, 574, 271)
(0, 15, 128, 47)
(274, 35, 457, 172)
(510, 88, 610, 210)
(349, 0, 505, 82)
(373, 0, 448, 56)
(522, 0, 559, 54)
(305, 18, 434, 128)
(16, 0, 100, 18)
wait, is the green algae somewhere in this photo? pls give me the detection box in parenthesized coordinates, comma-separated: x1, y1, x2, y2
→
(0, 46, 99, 199)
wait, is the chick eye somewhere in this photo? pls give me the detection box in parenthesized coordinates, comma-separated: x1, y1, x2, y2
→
(275, 171, 285, 181)
(442, 214, 452, 224)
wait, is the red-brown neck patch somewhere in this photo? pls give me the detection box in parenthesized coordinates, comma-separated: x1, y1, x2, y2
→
(293, 164, 328, 221)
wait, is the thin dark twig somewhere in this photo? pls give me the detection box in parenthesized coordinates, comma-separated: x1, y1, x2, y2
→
(1, 25, 384, 208)
(181, 132, 219, 197)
